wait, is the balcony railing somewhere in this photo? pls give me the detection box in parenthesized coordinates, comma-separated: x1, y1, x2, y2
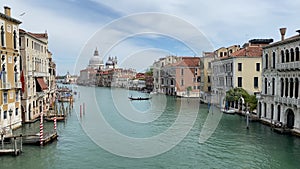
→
(14, 82, 22, 88)
(276, 61, 300, 71)
(275, 96, 300, 107)
(2, 82, 11, 89)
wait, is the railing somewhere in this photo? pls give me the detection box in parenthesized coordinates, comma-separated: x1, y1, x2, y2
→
(33, 72, 49, 77)
(14, 82, 22, 88)
(275, 96, 300, 107)
(2, 82, 11, 89)
(276, 61, 300, 71)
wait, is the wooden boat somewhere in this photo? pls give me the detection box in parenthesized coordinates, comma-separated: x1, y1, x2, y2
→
(58, 92, 73, 102)
(221, 108, 235, 114)
(128, 96, 151, 100)
(44, 116, 65, 122)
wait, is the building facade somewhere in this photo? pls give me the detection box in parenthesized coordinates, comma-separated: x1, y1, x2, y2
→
(257, 28, 300, 134)
(19, 29, 53, 122)
(152, 56, 182, 93)
(161, 57, 200, 97)
(199, 52, 214, 103)
(211, 40, 272, 107)
(0, 6, 22, 131)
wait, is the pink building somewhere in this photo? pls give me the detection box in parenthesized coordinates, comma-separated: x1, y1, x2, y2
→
(162, 57, 200, 97)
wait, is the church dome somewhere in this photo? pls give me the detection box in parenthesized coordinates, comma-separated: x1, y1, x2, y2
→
(89, 48, 103, 68)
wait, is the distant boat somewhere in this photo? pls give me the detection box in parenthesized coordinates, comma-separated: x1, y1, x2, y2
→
(221, 108, 235, 114)
(58, 92, 73, 102)
(128, 96, 151, 100)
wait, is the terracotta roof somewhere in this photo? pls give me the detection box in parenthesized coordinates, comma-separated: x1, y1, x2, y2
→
(264, 34, 300, 49)
(229, 46, 262, 57)
(19, 28, 48, 39)
(169, 57, 199, 67)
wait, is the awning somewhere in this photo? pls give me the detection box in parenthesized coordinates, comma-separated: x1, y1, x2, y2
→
(36, 77, 48, 90)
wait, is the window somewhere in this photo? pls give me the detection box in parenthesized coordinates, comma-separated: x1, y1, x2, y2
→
(296, 47, 299, 61)
(281, 50, 285, 63)
(265, 54, 268, 69)
(272, 52, 276, 68)
(181, 79, 184, 86)
(1, 26, 4, 47)
(285, 49, 289, 62)
(3, 92, 8, 104)
(3, 111, 7, 119)
(181, 69, 184, 76)
(193, 78, 196, 83)
(256, 63, 260, 71)
(16, 91, 19, 101)
(208, 76, 211, 83)
(194, 68, 197, 75)
(13, 30, 17, 49)
(15, 108, 18, 116)
(238, 63, 242, 71)
(238, 77, 242, 87)
(194, 86, 196, 90)
(208, 86, 211, 91)
(208, 62, 211, 69)
(26, 38, 28, 47)
(265, 78, 268, 94)
(254, 77, 258, 88)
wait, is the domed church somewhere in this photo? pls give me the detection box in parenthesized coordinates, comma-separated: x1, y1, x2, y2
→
(88, 47, 104, 69)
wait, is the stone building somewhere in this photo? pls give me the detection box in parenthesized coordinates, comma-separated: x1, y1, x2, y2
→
(0, 6, 22, 131)
(19, 28, 54, 122)
(199, 52, 214, 103)
(257, 28, 300, 134)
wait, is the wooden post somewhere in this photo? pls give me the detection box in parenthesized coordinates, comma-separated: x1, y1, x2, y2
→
(20, 134, 23, 152)
(80, 104, 82, 118)
(83, 103, 85, 114)
(14, 137, 17, 156)
(1, 134, 3, 149)
(40, 112, 44, 146)
(54, 116, 57, 132)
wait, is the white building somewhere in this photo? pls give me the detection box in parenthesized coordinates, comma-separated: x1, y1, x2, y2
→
(257, 28, 300, 135)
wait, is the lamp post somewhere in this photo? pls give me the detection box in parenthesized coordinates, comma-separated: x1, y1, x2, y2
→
(9, 109, 13, 130)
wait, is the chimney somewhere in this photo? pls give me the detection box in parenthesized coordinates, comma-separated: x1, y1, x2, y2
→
(279, 28, 287, 41)
(4, 6, 11, 17)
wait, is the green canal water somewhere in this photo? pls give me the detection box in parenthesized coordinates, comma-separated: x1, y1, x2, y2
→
(1, 86, 300, 169)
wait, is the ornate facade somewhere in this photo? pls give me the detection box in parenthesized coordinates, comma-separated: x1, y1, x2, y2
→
(258, 28, 300, 134)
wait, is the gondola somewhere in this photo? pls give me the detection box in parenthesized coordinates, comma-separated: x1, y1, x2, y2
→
(128, 96, 151, 100)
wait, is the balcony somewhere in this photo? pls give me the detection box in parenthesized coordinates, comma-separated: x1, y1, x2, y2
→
(2, 82, 11, 89)
(33, 72, 49, 77)
(15, 82, 22, 88)
(275, 96, 300, 108)
(277, 61, 300, 71)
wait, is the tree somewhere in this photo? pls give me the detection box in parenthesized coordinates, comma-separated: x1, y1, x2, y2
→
(225, 87, 257, 111)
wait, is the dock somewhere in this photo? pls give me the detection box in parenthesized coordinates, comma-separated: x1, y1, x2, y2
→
(23, 132, 58, 145)
(0, 135, 22, 156)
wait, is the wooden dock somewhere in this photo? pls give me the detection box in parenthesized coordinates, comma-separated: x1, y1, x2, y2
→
(0, 149, 21, 156)
(23, 132, 58, 145)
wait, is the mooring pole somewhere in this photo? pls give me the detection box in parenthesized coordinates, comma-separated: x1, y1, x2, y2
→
(20, 134, 23, 152)
(14, 137, 17, 156)
(83, 103, 85, 114)
(80, 104, 82, 118)
(1, 134, 3, 149)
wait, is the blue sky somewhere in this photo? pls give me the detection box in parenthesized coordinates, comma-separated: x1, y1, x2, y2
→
(1, 0, 299, 75)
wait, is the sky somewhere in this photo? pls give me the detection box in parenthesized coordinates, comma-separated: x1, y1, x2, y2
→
(1, 0, 299, 75)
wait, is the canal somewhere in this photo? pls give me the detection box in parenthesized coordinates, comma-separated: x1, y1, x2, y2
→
(1, 86, 300, 169)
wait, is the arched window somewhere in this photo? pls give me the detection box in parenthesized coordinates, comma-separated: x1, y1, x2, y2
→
(285, 78, 289, 97)
(291, 48, 295, 62)
(13, 30, 17, 49)
(264, 103, 267, 117)
(295, 78, 299, 99)
(277, 105, 281, 122)
(286, 49, 290, 62)
(281, 50, 285, 63)
(272, 52, 276, 68)
(272, 78, 275, 95)
(265, 54, 268, 69)
(280, 78, 284, 97)
(271, 104, 274, 120)
(265, 78, 268, 94)
(290, 78, 294, 98)
(1, 26, 4, 47)
(296, 47, 299, 61)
